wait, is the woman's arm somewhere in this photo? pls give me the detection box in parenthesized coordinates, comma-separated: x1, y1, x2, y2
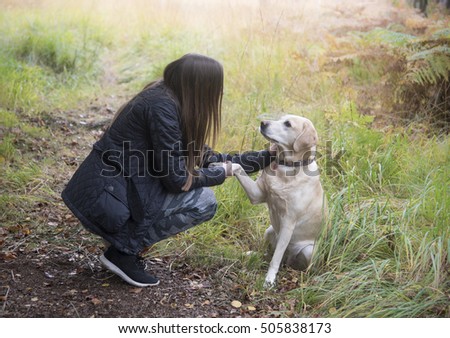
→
(203, 148, 274, 174)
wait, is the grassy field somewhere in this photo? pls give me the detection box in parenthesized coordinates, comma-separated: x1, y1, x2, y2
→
(0, 0, 448, 317)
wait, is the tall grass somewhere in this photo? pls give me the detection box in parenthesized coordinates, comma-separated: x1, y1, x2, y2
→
(0, 5, 110, 111)
(310, 110, 449, 316)
(0, 0, 448, 317)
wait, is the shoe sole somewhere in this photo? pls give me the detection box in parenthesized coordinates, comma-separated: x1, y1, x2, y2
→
(99, 254, 160, 287)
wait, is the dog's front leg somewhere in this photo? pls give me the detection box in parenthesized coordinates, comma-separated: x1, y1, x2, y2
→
(232, 164, 266, 204)
(264, 223, 295, 288)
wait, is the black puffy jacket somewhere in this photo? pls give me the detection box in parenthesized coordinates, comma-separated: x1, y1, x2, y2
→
(61, 83, 272, 254)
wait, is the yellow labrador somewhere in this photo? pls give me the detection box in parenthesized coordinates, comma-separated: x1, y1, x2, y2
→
(232, 115, 325, 287)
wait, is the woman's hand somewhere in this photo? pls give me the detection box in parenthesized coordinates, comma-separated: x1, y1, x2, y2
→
(209, 161, 240, 177)
(208, 161, 232, 177)
(222, 161, 233, 177)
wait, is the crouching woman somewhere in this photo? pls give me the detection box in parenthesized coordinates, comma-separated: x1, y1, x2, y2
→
(62, 54, 272, 287)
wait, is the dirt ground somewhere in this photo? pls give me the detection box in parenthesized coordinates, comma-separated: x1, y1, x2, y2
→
(0, 0, 436, 318)
(1, 249, 266, 318)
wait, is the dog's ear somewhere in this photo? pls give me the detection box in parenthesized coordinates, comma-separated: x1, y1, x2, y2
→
(293, 122, 318, 152)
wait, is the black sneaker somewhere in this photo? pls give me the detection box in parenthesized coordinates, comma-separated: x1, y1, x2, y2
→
(99, 246, 159, 287)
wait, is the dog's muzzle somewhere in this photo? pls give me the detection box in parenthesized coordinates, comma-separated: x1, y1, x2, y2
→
(260, 121, 279, 144)
(260, 120, 269, 132)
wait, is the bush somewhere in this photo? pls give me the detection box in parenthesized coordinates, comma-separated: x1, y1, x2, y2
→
(362, 27, 450, 131)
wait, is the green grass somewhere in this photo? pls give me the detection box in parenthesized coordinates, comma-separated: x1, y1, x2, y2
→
(0, 0, 448, 318)
(0, 7, 110, 112)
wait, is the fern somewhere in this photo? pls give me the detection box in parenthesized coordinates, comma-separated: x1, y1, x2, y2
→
(431, 28, 450, 40)
(363, 28, 450, 87)
(363, 28, 416, 47)
(407, 45, 450, 85)
(360, 27, 449, 128)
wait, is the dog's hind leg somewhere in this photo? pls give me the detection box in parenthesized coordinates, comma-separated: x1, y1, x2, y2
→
(264, 225, 277, 250)
(287, 241, 315, 271)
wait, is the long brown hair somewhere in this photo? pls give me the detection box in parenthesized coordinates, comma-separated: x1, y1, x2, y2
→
(163, 53, 223, 191)
(110, 54, 223, 191)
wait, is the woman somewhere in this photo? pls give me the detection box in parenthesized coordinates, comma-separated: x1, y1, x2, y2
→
(62, 54, 273, 287)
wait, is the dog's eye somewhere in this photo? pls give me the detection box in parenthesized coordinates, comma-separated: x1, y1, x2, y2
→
(284, 120, 291, 128)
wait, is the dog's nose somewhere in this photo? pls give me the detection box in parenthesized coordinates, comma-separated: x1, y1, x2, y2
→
(260, 121, 269, 130)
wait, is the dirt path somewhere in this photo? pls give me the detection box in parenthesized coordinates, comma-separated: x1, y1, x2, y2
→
(0, 0, 428, 318)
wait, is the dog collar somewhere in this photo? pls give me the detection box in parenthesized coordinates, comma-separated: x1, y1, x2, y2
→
(276, 158, 315, 167)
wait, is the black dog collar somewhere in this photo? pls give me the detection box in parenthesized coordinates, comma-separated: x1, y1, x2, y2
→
(276, 158, 315, 167)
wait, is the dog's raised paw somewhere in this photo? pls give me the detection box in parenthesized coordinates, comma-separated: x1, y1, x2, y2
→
(231, 163, 243, 175)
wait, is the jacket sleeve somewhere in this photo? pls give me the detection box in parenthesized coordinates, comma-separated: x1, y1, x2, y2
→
(149, 103, 226, 193)
(203, 148, 273, 174)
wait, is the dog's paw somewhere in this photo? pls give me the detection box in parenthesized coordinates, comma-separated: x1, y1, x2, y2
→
(263, 279, 276, 289)
(263, 274, 277, 289)
(209, 162, 243, 177)
(231, 163, 244, 175)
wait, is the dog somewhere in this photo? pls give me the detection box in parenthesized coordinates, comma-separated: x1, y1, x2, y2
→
(231, 115, 326, 287)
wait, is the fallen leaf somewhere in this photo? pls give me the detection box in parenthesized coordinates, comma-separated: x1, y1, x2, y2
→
(129, 288, 142, 294)
(231, 300, 242, 308)
(21, 228, 31, 236)
(247, 306, 256, 311)
(201, 300, 211, 306)
(250, 290, 259, 297)
(64, 289, 78, 296)
(91, 298, 102, 305)
(184, 303, 194, 309)
(0, 252, 17, 261)
(189, 280, 211, 289)
(159, 295, 168, 305)
(329, 307, 337, 314)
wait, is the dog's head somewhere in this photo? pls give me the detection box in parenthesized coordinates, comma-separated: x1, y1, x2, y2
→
(260, 115, 318, 158)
